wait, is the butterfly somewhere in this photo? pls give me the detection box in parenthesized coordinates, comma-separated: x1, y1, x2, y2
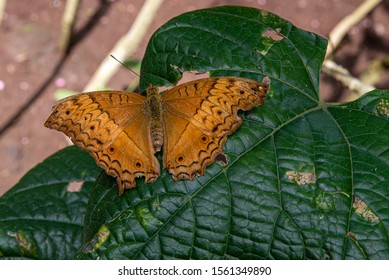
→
(45, 76, 270, 194)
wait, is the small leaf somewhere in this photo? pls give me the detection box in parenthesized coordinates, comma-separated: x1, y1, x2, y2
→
(54, 88, 76, 100)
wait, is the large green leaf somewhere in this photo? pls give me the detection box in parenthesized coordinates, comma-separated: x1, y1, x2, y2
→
(78, 7, 389, 259)
(1, 6, 388, 260)
(0, 146, 101, 259)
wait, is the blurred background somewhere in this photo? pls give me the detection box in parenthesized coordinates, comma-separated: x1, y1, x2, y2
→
(1, 0, 388, 195)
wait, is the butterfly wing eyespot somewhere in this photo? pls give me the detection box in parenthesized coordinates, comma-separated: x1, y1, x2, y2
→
(135, 160, 143, 169)
(176, 155, 185, 164)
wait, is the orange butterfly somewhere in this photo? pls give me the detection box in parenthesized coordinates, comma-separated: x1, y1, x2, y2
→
(45, 76, 270, 194)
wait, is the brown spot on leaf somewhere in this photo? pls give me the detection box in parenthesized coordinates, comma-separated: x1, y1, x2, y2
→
(353, 196, 379, 222)
(286, 170, 316, 185)
(377, 98, 389, 117)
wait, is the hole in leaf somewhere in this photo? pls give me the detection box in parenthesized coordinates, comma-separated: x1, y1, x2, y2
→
(262, 28, 284, 41)
(215, 153, 228, 165)
(67, 181, 83, 192)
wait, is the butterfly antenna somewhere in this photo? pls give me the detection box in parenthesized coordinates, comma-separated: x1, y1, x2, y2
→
(110, 55, 140, 78)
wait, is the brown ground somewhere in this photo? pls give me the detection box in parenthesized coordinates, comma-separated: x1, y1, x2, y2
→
(1, 0, 388, 195)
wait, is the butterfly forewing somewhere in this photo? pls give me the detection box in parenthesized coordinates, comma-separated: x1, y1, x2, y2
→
(45, 90, 160, 194)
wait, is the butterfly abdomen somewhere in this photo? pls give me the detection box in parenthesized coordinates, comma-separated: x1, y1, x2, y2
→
(145, 87, 164, 153)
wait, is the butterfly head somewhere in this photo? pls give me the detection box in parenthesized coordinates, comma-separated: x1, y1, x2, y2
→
(146, 84, 160, 97)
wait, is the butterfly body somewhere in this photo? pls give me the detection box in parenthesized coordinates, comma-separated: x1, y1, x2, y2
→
(45, 76, 270, 194)
(144, 85, 164, 152)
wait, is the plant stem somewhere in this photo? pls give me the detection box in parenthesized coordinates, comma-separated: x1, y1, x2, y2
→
(59, 0, 81, 54)
(322, 60, 375, 101)
(83, 0, 164, 92)
(323, 0, 382, 100)
(326, 0, 382, 58)
(0, 0, 7, 26)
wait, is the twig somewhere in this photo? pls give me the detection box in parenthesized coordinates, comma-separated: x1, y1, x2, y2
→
(0, 0, 7, 26)
(0, 1, 111, 138)
(322, 60, 375, 100)
(83, 0, 164, 92)
(326, 0, 382, 58)
(59, 0, 81, 54)
(323, 0, 382, 100)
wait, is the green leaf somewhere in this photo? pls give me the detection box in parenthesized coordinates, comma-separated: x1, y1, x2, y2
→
(1, 6, 388, 260)
(54, 88, 76, 101)
(77, 6, 389, 260)
(0, 146, 102, 259)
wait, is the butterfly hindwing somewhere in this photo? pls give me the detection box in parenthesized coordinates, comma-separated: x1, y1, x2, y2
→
(90, 115, 160, 194)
